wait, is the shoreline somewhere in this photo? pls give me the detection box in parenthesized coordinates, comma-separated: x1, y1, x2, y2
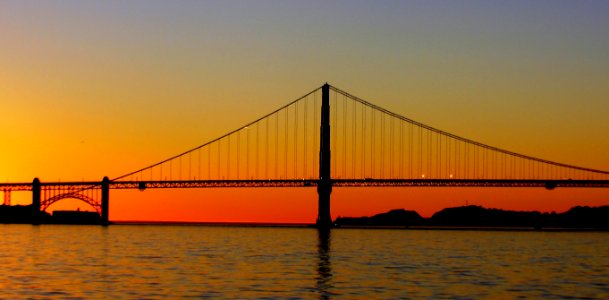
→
(110, 221, 609, 231)
(112, 220, 312, 228)
(2, 221, 607, 231)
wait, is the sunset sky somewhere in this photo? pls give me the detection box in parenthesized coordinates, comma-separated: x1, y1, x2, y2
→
(2, 1, 609, 222)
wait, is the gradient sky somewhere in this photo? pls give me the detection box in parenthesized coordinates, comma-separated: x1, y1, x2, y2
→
(2, 1, 609, 222)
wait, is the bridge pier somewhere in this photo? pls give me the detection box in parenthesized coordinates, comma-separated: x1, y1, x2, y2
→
(32, 178, 41, 225)
(316, 84, 333, 228)
(101, 176, 109, 226)
(317, 184, 332, 227)
(3, 189, 10, 206)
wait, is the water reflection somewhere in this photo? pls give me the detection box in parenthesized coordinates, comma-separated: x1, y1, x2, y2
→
(316, 228, 333, 299)
(2, 226, 607, 298)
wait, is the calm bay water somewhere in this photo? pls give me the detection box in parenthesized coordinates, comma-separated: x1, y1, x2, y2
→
(0, 224, 608, 299)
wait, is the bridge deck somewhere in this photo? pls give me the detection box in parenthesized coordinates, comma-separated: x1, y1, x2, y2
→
(2, 179, 609, 191)
(112, 179, 609, 189)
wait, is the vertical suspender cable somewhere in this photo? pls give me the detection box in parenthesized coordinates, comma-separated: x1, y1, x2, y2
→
(380, 113, 385, 178)
(427, 129, 431, 178)
(313, 92, 318, 177)
(256, 122, 259, 179)
(436, 134, 440, 178)
(465, 143, 468, 178)
(399, 121, 403, 178)
(417, 126, 423, 177)
(390, 116, 394, 178)
(409, 122, 413, 178)
(217, 141, 221, 179)
(343, 94, 347, 178)
(371, 109, 375, 177)
(472, 144, 476, 178)
(332, 91, 337, 177)
(194, 149, 199, 180)
(275, 113, 279, 179)
(304, 97, 308, 178)
(266, 118, 269, 179)
(246, 126, 250, 179)
(294, 100, 298, 178)
(352, 95, 356, 178)
(362, 104, 366, 178)
(236, 131, 240, 179)
(447, 137, 451, 178)
(284, 107, 288, 178)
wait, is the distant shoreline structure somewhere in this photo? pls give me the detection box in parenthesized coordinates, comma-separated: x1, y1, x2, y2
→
(334, 205, 609, 230)
(1, 204, 608, 230)
(110, 205, 609, 231)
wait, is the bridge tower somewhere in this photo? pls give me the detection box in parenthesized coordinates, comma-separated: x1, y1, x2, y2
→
(316, 83, 333, 228)
(101, 176, 109, 226)
(32, 177, 41, 225)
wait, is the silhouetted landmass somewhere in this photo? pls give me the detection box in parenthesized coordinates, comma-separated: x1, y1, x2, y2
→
(559, 206, 609, 228)
(0, 205, 51, 224)
(335, 205, 609, 229)
(52, 210, 101, 225)
(0, 205, 100, 224)
(430, 205, 544, 227)
(335, 209, 424, 227)
(3, 203, 608, 228)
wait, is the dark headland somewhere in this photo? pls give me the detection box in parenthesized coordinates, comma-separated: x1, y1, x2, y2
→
(0, 205, 102, 225)
(2, 204, 608, 229)
(335, 205, 609, 230)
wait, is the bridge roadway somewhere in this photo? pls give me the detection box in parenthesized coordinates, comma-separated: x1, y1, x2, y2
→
(3, 179, 609, 191)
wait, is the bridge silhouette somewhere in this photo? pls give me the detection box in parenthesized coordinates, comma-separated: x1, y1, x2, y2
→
(2, 84, 609, 226)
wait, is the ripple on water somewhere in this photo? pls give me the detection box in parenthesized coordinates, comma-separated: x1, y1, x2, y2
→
(0, 225, 608, 299)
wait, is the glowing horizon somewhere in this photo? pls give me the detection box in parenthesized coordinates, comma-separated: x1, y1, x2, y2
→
(2, 1, 608, 222)
(4, 83, 609, 223)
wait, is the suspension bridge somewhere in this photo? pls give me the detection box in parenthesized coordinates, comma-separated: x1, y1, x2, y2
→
(2, 84, 609, 226)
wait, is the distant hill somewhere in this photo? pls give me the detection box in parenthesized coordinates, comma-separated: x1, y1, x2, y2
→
(335, 209, 424, 227)
(335, 205, 609, 229)
(430, 205, 543, 227)
(558, 206, 609, 228)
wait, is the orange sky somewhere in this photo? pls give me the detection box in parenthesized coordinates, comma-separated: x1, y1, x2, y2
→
(39, 186, 609, 223)
(2, 1, 609, 222)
